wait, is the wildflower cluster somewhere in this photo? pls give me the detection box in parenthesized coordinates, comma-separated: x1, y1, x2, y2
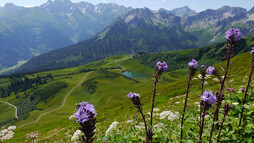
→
(26, 131, 39, 141)
(74, 102, 97, 143)
(225, 28, 241, 42)
(201, 90, 216, 105)
(156, 61, 168, 72)
(0, 126, 16, 141)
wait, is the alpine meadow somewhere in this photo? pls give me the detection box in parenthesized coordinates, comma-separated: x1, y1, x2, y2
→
(1, 0, 254, 143)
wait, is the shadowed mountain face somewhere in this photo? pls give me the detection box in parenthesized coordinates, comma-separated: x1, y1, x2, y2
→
(16, 6, 254, 73)
(0, 0, 132, 69)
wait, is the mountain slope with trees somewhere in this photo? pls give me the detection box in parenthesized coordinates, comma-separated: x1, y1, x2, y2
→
(17, 6, 254, 73)
(0, 0, 132, 70)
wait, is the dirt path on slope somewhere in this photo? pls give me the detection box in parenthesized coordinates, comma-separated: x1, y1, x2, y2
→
(0, 101, 18, 118)
(115, 60, 126, 70)
(19, 72, 93, 128)
(169, 94, 186, 101)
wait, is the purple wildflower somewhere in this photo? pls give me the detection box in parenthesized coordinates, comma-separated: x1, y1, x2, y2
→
(134, 113, 139, 118)
(127, 92, 133, 98)
(156, 61, 168, 72)
(206, 66, 215, 75)
(201, 90, 216, 105)
(201, 65, 205, 68)
(251, 47, 254, 54)
(227, 88, 235, 92)
(240, 88, 245, 93)
(188, 59, 199, 69)
(75, 102, 97, 124)
(127, 92, 140, 99)
(225, 28, 241, 42)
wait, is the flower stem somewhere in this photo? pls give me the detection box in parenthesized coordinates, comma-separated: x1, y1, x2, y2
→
(150, 71, 159, 127)
(200, 75, 205, 125)
(138, 103, 148, 132)
(180, 70, 193, 143)
(238, 63, 254, 137)
(217, 112, 227, 142)
(149, 70, 160, 143)
(217, 103, 231, 142)
(209, 42, 233, 143)
(199, 106, 206, 143)
(138, 104, 150, 143)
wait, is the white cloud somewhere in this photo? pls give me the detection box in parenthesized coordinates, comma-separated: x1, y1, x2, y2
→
(161, 0, 166, 2)
(24, 5, 34, 8)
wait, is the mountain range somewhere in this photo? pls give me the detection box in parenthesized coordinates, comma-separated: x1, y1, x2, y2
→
(16, 5, 254, 73)
(0, 0, 132, 69)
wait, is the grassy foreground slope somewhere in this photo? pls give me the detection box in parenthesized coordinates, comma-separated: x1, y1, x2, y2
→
(0, 40, 254, 142)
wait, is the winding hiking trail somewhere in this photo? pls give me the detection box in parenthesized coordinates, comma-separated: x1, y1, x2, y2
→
(106, 60, 133, 105)
(0, 101, 18, 118)
(169, 94, 186, 101)
(19, 72, 92, 128)
(115, 60, 126, 70)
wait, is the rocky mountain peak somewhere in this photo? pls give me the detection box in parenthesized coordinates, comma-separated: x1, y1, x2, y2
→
(170, 6, 196, 17)
(217, 6, 247, 15)
(4, 3, 17, 8)
(249, 6, 254, 14)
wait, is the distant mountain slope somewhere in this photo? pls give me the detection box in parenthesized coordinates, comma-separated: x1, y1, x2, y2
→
(183, 6, 254, 45)
(16, 8, 199, 73)
(16, 6, 254, 73)
(0, 0, 132, 70)
(133, 37, 254, 72)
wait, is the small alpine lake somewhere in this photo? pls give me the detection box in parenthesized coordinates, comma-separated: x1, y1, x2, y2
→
(122, 72, 150, 78)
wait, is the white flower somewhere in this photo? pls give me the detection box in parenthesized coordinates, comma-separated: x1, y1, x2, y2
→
(205, 115, 210, 119)
(232, 102, 239, 105)
(4, 133, 13, 140)
(153, 123, 164, 128)
(192, 78, 198, 80)
(71, 135, 79, 142)
(206, 74, 212, 78)
(1, 129, 8, 134)
(160, 111, 175, 119)
(134, 125, 145, 130)
(229, 79, 234, 83)
(0, 136, 6, 141)
(153, 108, 160, 112)
(194, 102, 199, 105)
(71, 130, 82, 142)
(74, 130, 82, 137)
(7, 126, 16, 131)
(69, 115, 76, 121)
(198, 115, 210, 120)
(0, 133, 4, 137)
(125, 120, 133, 123)
(106, 121, 119, 136)
(168, 113, 178, 121)
(198, 74, 202, 79)
(213, 78, 220, 82)
(204, 81, 208, 85)
(175, 101, 180, 104)
(7, 131, 14, 135)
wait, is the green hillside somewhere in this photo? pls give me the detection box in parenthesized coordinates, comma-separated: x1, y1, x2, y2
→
(0, 39, 254, 142)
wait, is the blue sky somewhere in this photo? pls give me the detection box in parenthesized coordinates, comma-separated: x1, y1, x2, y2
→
(0, 0, 253, 12)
